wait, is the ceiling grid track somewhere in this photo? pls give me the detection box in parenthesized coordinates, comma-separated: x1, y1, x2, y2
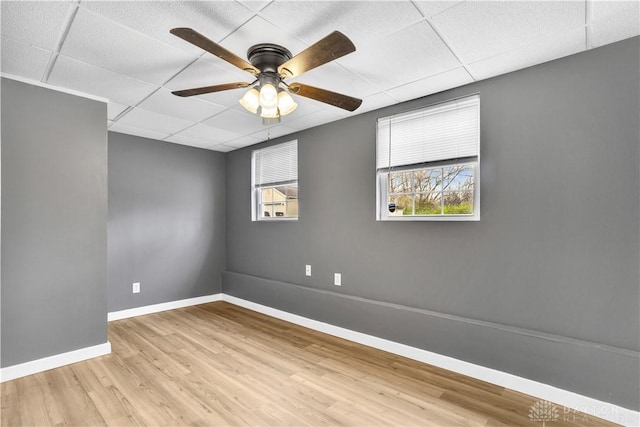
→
(423, 19, 475, 82)
(409, 0, 476, 82)
(585, 0, 594, 49)
(41, 1, 80, 83)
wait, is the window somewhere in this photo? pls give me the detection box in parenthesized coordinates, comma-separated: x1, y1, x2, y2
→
(376, 95, 480, 221)
(252, 140, 298, 221)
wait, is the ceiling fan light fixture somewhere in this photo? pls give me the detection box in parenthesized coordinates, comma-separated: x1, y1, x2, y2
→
(259, 83, 278, 109)
(239, 87, 260, 113)
(277, 90, 297, 116)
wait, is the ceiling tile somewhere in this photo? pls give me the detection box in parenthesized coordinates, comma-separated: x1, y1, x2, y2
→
(164, 57, 252, 108)
(467, 27, 585, 81)
(249, 124, 296, 142)
(260, 1, 423, 47)
(280, 108, 342, 131)
(1, 37, 51, 81)
(386, 67, 473, 103)
(413, 1, 464, 18)
(198, 88, 254, 109)
(237, 1, 271, 13)
(177, 123, 244, 144)
(340, 21, 461, 90)
(220, 16, 306, 60)
(590, 1, 640, 48)
(81, 1, 255, 55)
(138, 88, 226, 122)
(431, 1, 585, 64)
(108, 101, 129, 121)
(48, 55, 158, 106)
(202, 108, 267, 134)
(109, 122, 171, 141)
(165, 134, 216, 150)
(224, 135, 263, 148)
(288, 62, 379, 100)
(61, 7, 196, 85)
(210, 144, 237, 153)
(1, 1, 75, 50)
(117, 108, 194, 135)
(359, 92, 403, 113)
(279, 96, 327, 119)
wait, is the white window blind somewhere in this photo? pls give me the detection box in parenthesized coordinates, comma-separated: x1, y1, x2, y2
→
(377, 95, 480, 170)
(253, 140, 298, 187)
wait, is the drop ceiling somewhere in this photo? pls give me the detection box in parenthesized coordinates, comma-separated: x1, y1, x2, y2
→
(1, 1, 638, 152)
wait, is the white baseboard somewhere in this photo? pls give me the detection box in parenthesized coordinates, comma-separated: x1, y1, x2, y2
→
(108, 293, 223, 321)
(222, 294, 640, 427)
(0, 342, 111, 383)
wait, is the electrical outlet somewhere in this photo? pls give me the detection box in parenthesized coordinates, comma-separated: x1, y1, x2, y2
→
(334, 273, 341, 286)
(132, 282, 140, 294)
(305, 265, 311, 276)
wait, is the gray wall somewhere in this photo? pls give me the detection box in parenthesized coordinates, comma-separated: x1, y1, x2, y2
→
(224, 37, 640, 410)
(108, 132, 225, 312)
(1, 77, 108, 367)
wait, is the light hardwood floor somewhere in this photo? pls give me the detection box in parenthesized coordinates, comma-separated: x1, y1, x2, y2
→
(1, 302, 619, 426)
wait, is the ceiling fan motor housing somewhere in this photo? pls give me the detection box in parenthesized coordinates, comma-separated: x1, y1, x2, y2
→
(247, 43, 292, 74)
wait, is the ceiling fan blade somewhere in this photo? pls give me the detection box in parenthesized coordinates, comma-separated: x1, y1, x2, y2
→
(172, 82, 250, 97)
(288, 83, 362, 112)
(278, 31, 355, 79)
(170, 27, 259, 75)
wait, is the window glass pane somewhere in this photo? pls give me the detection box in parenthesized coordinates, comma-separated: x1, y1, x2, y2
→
(388, 171, 412, 194)
(274, 204, 286, 216)
(443, 165, 474, 191)
(443, 191, 474, 215)
(414, 168, 441, 192)
(261, 188, 273, 204)
(286, 200, 298, 217)
(261, 204, 273, 218)
(260, 189, 273, 218)
(415, 193, 442, 215)
(389, 194, 413, 216)
(284, 184, 298, 217)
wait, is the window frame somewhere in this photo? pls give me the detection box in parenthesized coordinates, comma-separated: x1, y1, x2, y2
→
(376, 94, 480, 222)
(251, 140, 299, 222)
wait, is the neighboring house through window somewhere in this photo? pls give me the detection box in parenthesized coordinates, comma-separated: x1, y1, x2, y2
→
(252, 140, 298, 221)
(376, 94, 480, 221)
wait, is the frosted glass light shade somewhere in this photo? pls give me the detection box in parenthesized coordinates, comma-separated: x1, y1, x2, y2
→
(259, 83, 278, 108)
(277, 91, 297, 116)
(239, 88, 260, 113)
(260, 105, 279, 118)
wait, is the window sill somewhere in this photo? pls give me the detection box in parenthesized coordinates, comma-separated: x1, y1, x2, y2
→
(254, 217, 299, 222)
(378, 215, 479, 222)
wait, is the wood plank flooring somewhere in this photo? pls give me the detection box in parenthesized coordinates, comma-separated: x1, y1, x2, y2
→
(1, 302, 619, 426)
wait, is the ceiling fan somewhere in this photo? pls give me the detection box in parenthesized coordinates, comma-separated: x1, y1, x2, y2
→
(170, 28, 363, 123)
